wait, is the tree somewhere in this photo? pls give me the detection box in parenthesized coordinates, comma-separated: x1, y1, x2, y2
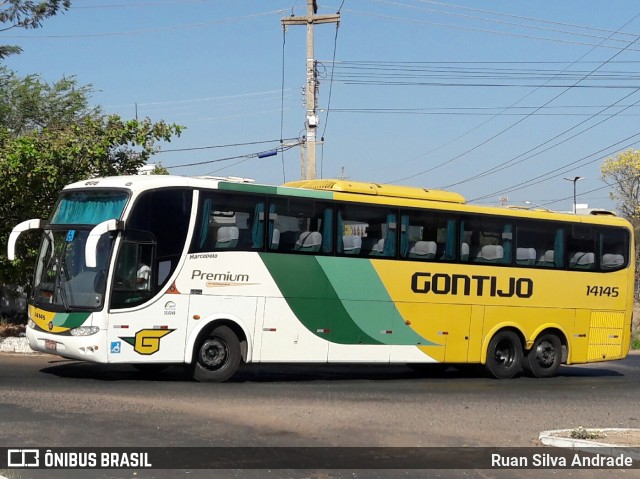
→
(601, 149, 640, 295)
(0, 67, 182, 314)
(0, 0, 71, 59)
(0, 67, 98, 135)
(0, 116, 182, 288)
(601, 149, 640, 226)
(151, 163, 170, 175)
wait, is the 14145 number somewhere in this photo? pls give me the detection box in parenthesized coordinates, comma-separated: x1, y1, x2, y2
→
(586, 285, 619, 297)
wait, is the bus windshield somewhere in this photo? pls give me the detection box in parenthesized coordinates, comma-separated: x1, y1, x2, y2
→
(51, 190, 129, 225)
(33, 228, 114, 310)
(32, 189, 128, 311)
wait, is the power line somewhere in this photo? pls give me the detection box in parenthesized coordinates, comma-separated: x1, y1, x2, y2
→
(444, 89, 640, 189)
(2, 10, 287, 38)
(167, 140, 302, 169)
(391, 12, 640, 185)
(416, 0, 638, 38)
(345, 8, 640, 52)
(373, 0, 637, 45)
(319, 3, 343, 178)
(469, 131, 640, 203)
(157, 138, 299, 154)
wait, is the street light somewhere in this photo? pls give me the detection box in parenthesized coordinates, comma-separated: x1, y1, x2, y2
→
(564, 176, 585, 214)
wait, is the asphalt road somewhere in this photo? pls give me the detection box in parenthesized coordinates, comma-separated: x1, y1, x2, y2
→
(1, 352, 639, 479)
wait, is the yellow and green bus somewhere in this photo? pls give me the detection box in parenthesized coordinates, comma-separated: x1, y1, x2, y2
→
(8, 176, 635, 381)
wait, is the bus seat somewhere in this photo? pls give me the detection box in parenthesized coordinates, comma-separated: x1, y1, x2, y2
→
(460, 242, 469, 261)
(570, 252, 595, 270)
(343, 235, 362, 255)
(516, 247, 536, 265)
(537, 250, 555, 267)
(294, 231, 322, 252)
(269, 229, 280, 250)
(409, 241, 437, 259)
(369, 239, 385, 256)
(215, 226, 239, 248)
(476, 244, 503, 263)
(602, 253, 624, 269)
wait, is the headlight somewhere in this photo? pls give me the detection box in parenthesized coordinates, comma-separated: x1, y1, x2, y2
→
(27, 319, 36, 329)
(70, 326, 100, 336)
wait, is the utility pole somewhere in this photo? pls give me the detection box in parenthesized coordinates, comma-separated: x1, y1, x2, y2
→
(282, 0, 340, 180)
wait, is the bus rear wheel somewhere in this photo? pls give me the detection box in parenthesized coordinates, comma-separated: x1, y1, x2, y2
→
(485, 331, 523, 379)
(523, 334, 562, 378)
(191, 325, 241, 383)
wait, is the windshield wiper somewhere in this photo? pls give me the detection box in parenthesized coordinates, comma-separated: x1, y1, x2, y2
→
(55, 256, 71, 312)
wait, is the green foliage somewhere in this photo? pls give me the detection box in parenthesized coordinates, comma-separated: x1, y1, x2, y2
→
(0, 1, 71, 59)
(601, 149, 640, 227)
(151, 163, 170, 175)
(570, 427, 604, 440)
(0, 117, 182, 287)
(0, 68, 183, 289)
(601, 149, 640, 295)
(0, 67, 99, 135)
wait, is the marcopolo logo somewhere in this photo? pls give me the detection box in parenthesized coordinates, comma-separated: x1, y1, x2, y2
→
(411, 272, 534, 298)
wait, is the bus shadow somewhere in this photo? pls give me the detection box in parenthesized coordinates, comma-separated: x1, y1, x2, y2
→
(39, 360, 625, 383)
(40, 360, 188, 382)
(555, 364, 624, 378)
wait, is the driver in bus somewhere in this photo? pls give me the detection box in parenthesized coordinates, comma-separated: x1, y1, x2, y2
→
(136, 263, 151, 291)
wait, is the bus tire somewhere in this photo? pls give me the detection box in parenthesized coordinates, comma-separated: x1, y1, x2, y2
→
(191, 325, 241, 382)
(523, 334, 562, 378)
(485, 331, 523, 379)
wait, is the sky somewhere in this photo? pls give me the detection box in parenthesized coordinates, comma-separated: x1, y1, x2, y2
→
(4, 0, 640, 212)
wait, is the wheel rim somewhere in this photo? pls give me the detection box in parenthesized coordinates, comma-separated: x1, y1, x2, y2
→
(199, 338, 228, 370)
(533, 340, 556, 368)
(494, 339, 516, 369)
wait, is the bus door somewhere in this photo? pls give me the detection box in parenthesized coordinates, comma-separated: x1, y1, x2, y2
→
(106, 233, 189, 363)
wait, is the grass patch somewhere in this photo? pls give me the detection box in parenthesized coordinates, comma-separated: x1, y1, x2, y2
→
(570, 427, 605, 440)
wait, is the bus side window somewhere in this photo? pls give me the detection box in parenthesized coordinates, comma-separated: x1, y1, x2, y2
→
(269, 198, 333, 254)
(516, 222, 564, 268)
(400, 211, 456, 262)
(112, 236, 155, 308)
(190, 193, 265, 253)
(599, 227, 628, 271)
(337, 204, 395, 258)
(461, 217, 511, 265)
(568, 225, 595, 270)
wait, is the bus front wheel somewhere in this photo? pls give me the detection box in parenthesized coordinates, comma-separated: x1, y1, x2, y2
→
(485, 331, 523, 379)
(191, 325, 241, 382)
(523, 334, 562, 378)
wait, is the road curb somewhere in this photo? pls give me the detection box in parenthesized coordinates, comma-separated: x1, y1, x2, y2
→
(0, 336, 32, 354)
(539, 428, 640, 459)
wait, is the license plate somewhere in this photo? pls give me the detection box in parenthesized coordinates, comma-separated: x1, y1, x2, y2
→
(44, 340, 57, 351)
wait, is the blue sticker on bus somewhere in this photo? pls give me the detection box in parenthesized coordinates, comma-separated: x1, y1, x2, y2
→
(110, 341, 121, 354)
(66, 230, 75, 242)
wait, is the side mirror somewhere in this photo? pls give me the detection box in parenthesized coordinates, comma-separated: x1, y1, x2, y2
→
(85, 219, 124, 268)
(7, 219, 43, 261)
